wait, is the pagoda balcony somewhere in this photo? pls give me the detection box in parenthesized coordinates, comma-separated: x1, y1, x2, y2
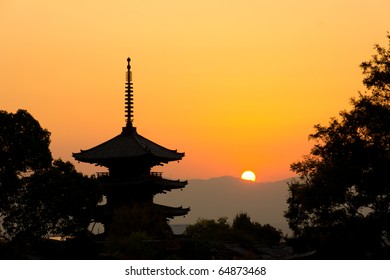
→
(96, 171, 164, 179)
(95, 171, 186, 187)
(96, 172, 110, 178)
(150, 171, 163, 178)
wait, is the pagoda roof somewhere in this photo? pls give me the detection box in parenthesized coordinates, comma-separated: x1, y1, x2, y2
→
(154, 204, 190, 219)
(73, 126, 184, 164)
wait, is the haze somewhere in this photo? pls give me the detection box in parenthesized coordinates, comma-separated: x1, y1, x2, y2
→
(155, 176, 291, 234)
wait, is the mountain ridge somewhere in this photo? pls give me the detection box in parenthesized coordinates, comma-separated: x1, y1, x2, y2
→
(188, 175, 292, 184)
(155, 176, 293, 235)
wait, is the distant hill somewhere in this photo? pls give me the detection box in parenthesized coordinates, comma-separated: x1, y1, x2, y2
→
(154, 176, 292, 235)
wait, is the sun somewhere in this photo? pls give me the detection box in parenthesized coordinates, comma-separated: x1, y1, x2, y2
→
(241, 170, 256, 182)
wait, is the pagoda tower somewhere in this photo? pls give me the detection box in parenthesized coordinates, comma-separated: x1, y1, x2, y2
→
(73, 58, 189, 236)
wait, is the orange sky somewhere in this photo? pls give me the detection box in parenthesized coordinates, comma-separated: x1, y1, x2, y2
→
(2, 0, 390, 181)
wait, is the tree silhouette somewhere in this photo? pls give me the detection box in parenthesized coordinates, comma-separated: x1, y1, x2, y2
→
(285, 35, 390, 258)
(185, 213, 282, 245)
(360, 33, 390, 94)
(0, 110, 52, 205)
(0, 110, 101, 250)
(232, 213, 282, 246)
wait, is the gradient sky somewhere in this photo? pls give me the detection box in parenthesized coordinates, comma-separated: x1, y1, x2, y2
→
(2, 0, 390, 181)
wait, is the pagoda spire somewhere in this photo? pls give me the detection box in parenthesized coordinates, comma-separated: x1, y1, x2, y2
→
(125, 57, 134, 127)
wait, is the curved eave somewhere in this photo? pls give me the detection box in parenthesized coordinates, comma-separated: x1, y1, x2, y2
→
(154, 179, 188, 192)
(155, 204, 190, 218)
(72, 128, 185, 164)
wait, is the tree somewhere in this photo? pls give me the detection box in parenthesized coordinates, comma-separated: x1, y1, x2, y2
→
(3, 159, 102, 243)
(0, 110, 102, 246)
(185, 213, 282, 246)
(360, 33, 390, 94)
(232, 212, 282, 246)
(185, 217, 231, 242)
(285, 35, 390, 257)
(0, 110, 52, 206)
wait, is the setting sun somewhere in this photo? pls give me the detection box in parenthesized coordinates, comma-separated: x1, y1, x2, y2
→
(241, 171, 256, 182)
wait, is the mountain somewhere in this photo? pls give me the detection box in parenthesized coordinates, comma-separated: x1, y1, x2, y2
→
(154, 176, 292, 235)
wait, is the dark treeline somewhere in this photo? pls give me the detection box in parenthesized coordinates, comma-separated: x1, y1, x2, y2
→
(284, 34, 390, 259)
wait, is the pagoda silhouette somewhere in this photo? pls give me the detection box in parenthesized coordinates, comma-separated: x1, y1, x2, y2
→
(73, 58, 189, 237)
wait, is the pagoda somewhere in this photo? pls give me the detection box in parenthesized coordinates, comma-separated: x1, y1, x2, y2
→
(73, 58, 189, 236)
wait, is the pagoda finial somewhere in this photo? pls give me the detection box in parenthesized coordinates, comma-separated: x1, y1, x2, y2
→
(125, 57, 134, 127)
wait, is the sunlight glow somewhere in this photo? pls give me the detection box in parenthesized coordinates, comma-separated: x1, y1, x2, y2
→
(241, 170, 256, 182)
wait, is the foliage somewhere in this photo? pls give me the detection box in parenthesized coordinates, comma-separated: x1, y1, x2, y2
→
(0, 110, 52, 208)
(232, 212, 282, 246)
(185, 217, 231, 242)
(360, 33, 390, 94)
(0, 109, 102, 247)
(3, 159, 102, 243)
(285, 35, 390, 257)
(183, 213, 282, 259)
(185, 213, 282, 245)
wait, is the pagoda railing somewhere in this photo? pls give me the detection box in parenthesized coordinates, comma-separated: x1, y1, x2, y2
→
(151, 172, 163, 178)
(96, 171, 164, 179)
(96, 172, 110, 178)
(96, 171, 162, 178)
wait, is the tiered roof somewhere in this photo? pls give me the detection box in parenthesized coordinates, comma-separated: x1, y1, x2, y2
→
(73, 57, 184, 166)
(73, 126, 184, 166)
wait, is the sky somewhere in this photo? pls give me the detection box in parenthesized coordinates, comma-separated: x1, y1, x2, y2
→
(2, 0, 390, 182)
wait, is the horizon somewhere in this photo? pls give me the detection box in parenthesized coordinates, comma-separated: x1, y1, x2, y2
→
(155, 175, 292, 235)
(187, 174, 294, 182)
